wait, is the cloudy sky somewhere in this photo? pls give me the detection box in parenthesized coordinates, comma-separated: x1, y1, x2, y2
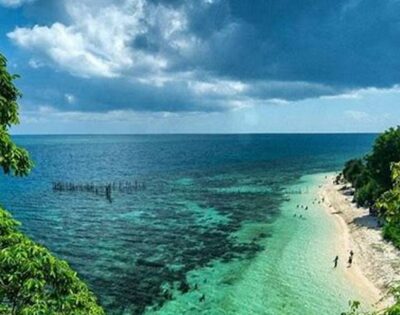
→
(1, 0, 400, 134)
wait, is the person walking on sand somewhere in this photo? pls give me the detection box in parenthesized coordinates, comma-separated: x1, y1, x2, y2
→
(348, 251, 354, 267)
(333, 255, 339, 268)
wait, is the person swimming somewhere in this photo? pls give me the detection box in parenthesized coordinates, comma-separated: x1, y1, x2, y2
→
(199, 294, 205, 302)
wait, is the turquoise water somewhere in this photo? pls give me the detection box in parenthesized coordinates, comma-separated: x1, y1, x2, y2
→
(0, 134, 377, 314)
(145, 173, 371, 315)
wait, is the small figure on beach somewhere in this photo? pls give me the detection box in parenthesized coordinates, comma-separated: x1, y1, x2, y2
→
(348, 251, 354, 267)
(333, 255, 339, 268)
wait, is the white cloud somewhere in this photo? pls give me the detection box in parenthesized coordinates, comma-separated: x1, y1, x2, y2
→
(320, 84, 400, 100)
(20, 106, 179, 123)
(7, 0, 186, 78)
(8, 0, 376, 116)
(0, 0, 34, 8)
(188, 79, 248, 96)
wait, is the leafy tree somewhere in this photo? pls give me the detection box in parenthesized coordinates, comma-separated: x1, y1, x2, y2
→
(367, 127, 400, 191)
(343, 159, 366, 184)
(0, 54, 33, 176)
(0, 53, 104, 314)
(0, 208, 105, 314)
(342, 130, 400, 314)
(376, 163, 400, 248)
(343, 126, 400, 210)
(355, 179, 383, 208)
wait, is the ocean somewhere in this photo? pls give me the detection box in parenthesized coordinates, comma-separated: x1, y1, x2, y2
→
(0, 134, 377, 314)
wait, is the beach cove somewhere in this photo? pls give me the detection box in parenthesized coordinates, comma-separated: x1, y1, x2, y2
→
(146, 173, 384, 315)
(0, 134, 379, 314)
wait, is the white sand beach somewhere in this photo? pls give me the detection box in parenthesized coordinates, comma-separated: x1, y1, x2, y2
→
(320, 175, 400, 310)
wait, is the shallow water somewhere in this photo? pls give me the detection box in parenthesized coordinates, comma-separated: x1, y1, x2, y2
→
(0, 134, 376, 314)
(146, 173, 371, 315)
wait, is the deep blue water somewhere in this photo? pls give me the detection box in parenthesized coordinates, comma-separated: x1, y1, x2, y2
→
(0, 134, 377, 314)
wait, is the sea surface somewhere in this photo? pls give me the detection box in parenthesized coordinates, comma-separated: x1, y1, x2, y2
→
(0, 134, 377, 314)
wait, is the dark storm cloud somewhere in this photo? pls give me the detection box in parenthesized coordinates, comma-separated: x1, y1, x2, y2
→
(5, 0, 400, 113)
(132, 0, 400, 88)
(193, 0, 400, 88)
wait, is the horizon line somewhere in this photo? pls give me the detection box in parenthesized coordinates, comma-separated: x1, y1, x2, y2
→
(10, 131, 381, 136)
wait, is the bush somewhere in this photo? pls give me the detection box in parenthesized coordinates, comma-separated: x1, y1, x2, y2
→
(343, 159, 366, 184)
(354, 179, 383, 207)
(0, 208, 105, 314)
(343, 126, 400, 209)
(353, 169, 372, 189)
(383, 223, 400, 249)
(367, 127, 400, 191)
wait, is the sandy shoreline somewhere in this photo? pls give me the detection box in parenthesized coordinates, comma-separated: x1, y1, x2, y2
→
(320, 175, 400, 310)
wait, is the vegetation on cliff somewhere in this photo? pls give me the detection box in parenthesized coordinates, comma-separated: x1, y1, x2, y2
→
(0, 52, 104, 314)
(342, 126, 400, 248)
(342, 127, 400, 315)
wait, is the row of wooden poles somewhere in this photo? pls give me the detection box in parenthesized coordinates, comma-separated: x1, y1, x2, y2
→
(52, 180, 146, 203)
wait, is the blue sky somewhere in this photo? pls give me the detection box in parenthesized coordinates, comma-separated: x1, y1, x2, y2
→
(1, 0, 400, 134)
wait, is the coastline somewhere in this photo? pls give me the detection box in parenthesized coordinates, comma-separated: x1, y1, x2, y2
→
(147, 173, 385, 314)
(320, 174, 400, 310)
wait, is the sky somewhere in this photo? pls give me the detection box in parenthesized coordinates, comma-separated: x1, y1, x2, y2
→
(1, 0, 400, 134)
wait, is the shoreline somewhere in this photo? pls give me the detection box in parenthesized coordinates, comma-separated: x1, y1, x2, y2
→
(319, 174, 400, 310)
(147, 173, 377, 314)
(146, 172, 396, 314)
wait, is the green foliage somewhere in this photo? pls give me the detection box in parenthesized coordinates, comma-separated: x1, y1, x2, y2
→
(0, 207, 105, 314)
(355, 179, 384, 207)
(382, 223, 400, 249)
(390, 162, 400, 186)
(342, 298, 400, 315)
(343, 159, 367, 184)
(367, 127, 400, 191)
(0, 51, 103, 314)
(376, 163, 400, 249)
(342, 130, 400, 314)
(385, 287, 400, 315)
(343, 127, 400, 211)
(0, 53, 33, 176)
(341, 301, 361, 315)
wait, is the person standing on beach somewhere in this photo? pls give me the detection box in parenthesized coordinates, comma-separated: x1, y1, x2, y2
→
(333, 255, 339, 268)
(348, 251, 354, 267)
